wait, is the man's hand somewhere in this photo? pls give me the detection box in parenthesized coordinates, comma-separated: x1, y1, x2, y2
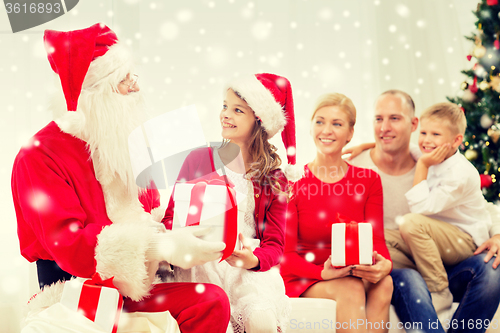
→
(147, 226, 225, 269)
(226, 233, 259, 269)
(342, 142, 376, 161)
(474, 234, 500, 269)
(320, 256, 353, 280)
(351, 251, 391, 284)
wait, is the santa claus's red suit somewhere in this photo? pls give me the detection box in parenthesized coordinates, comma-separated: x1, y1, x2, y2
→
(11, 23, 230, 333)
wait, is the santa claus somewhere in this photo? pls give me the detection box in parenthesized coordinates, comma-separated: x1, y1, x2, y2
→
(11, 23, 230, 332)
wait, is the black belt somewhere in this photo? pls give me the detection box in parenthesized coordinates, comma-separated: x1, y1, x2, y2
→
(36, 259, 75, 289)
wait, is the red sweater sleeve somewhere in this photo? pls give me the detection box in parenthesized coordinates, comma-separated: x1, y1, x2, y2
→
(139, 183, 161, 213)
(12, 152, 104, 278)
(364, 173, 392, 265)
(252, 179, 288, 272)
(280, 192, 323, 280)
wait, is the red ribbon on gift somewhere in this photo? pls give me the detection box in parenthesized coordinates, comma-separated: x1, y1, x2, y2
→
(333, 214, 359, 266)
(332, 214, 371, 266)
(77, 273, 123, 333)
(185, 174, 238, 261)
(344, 221, 360, 267)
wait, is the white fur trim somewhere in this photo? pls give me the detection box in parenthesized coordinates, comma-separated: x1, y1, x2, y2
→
(55, 106, 156, 302)
(54, 108, 87, 141)
(226, 75, 286, 138)
(25, 280, 66, 317)
(283, 164, 304, 182)
(23, 279, 180, 333)
(151, 206, 167, 222)
(95, 222, 155, 302)
(95, 175, 157, 301)
(83, 43, 134, 90)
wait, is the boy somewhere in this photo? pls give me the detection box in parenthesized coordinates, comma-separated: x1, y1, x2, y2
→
(401, 102, 491, 313)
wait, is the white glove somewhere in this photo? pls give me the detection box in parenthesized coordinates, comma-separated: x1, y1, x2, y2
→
(148, 221, 167, 233)
(147, 226, 226, 269)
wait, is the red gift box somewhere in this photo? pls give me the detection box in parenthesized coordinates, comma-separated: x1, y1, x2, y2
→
(60, 273, 123, 333)
(331, 215, 373, 267)
(174, 173, 238, 261)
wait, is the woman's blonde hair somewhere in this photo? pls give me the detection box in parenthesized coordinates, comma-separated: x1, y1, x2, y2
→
(311, 93, 357, 128)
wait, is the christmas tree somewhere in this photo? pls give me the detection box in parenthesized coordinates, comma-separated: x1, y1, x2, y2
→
(448, 0, 500, 202)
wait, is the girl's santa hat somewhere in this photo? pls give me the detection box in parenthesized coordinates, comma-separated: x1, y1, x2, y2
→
(44, 23, 134, 112)
(225, 73, 302, 181)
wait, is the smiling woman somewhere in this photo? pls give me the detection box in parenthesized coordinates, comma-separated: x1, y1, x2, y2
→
(280, 92, 393, 333)
(310, 95, 355, 179)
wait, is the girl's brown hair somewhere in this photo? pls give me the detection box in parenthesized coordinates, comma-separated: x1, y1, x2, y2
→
(246, 120, 285, 195)
(223, 90, 287, 196)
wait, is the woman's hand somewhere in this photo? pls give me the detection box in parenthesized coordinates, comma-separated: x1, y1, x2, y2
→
(351, 251, 391, 284)
(321, 256, 353, 280)
(226, 233, 259, 269)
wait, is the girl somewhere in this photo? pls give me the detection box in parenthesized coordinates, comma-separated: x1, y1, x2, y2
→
(280, 93, 393, 333)
(162, 73, 296, 333)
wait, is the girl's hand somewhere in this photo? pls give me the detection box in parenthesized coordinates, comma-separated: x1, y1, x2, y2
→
(351, 251, 391, 284)
(321, 256, 353, 280)
(226, 233, 259, 269)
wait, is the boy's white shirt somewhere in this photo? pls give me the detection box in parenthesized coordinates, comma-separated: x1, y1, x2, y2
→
(405, 150, 491, 246)
(350, 143, 500, 242)
(410, 143, 500, 237)
(409, 142, 500, 238)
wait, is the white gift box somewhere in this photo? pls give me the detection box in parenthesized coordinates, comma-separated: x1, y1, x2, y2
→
(60, 276, 123, 333)
(331, 222, 373, 267)
(173, 182, 244, 253)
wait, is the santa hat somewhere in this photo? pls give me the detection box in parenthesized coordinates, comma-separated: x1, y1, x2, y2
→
(44, 23, 133, 112)
(225, 73, 302, 180)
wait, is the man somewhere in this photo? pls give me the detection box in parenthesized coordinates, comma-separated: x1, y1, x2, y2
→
(12, 24, 230, 332)
(349, 90, 500, 333)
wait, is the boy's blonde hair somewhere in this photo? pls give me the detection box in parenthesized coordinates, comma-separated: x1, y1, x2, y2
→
(311, 93, 357, 128)
(420, 102, 467, 135)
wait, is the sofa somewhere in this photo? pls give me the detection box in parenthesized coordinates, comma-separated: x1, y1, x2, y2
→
(286, 298, 500, 333)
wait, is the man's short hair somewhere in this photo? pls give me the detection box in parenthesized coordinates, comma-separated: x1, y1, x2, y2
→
(420, 102, 467, 136)
(379, 90, 415, 117)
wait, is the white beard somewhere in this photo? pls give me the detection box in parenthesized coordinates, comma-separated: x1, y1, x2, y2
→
(53, 88, 160, 301)
(53, 88, 146, 205)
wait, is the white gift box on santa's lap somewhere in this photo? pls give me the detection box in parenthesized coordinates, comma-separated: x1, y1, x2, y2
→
(60, 274, 123, 333)
(331, 222, 373, 267)
(173, 178, 245, 256)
